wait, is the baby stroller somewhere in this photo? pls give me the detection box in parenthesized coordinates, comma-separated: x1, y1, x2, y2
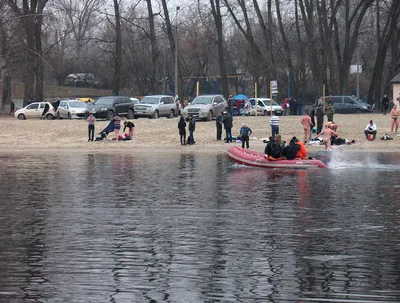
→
(95, 120, 114, 141)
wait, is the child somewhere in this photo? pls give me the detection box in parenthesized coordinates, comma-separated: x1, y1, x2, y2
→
(123, 121, 135, 138)
(87, 112, 96, 142)
(113, 114, 121, 138)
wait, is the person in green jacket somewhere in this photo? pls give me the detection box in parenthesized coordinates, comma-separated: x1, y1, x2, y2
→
(326, 104, 335, 122)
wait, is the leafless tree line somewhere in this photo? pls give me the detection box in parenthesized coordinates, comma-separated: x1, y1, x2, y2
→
(0, 0, 399, 109)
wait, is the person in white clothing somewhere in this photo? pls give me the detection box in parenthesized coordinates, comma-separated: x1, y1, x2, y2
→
(364, 120, 377, 140)
(270, 112, 280, 137)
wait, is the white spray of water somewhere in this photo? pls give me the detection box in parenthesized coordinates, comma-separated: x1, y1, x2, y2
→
(327, 150, 399, 170)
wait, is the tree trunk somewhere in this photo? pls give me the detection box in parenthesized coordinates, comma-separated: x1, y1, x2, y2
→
(210, 0, 229, 98)
(146, 0, 159, 95)
(112, 0, 122, 95)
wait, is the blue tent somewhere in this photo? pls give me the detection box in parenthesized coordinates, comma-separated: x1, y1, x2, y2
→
(233, 94, 248, 100)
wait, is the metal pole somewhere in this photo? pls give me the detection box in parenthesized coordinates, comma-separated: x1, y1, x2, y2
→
(288, 72, 290, 98)
(356, 47, 360, 99)
(174, 6, 180, 100)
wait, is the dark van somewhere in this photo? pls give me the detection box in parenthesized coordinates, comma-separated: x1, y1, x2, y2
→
(319, 96, 372, 114)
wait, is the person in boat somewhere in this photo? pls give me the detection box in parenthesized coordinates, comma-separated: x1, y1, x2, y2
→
(240, 123, 252, 149)
(282, 137, 300, 160)
(265, 136, 282, 160)
(274, 134, 285, 152)
(316, 125, 339, 150)
(364, 120, 377, 140)
(177, 115, 187, 145)
(294, 138, 307, 159)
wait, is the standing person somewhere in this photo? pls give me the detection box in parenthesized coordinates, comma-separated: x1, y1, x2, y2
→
(282, 98, 289, 116)
(40, 103, 50, 119)
(326, 104, 335, 122)
(316, 125, 339, 150)
(113, 114, 121, 138)
(270, 112, 280, 137)
(175, 99, 181, 116)
(123, 121, 135, 138)
(223, 111, 233, 143)
(381, 94, 389, 115)
(188, 116, 196, 144)
(183, 100, 188, 108)
(87, 112, 96, 142)
(315, 104, 325, 135)
(215, 112, 223, 141)
(390, 105, 399, 134)
(240, 123, 252, 149)
(310, 107, 316, 139)
(364, 120, 377, 140)
(289, 97, 295, 115)
(227, 95, 233, 115)
(327, 95, 333, 106)
(301, 112, 313, 143)
(177, 115, 187, 145)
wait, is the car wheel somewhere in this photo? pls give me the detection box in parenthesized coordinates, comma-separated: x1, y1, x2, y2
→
(168, 109, 175, 119)
(67, 112, 71, 119)
(57, 112, 62, 119)
(206, 111, 213, 121)
(107, 110, 114, 120)
(127, 109, 134, 119)
(354, 109, 362, 114)
(17, 114, 26, 120)
(153, 110, 159, 119)
(46, 114, 54, 120)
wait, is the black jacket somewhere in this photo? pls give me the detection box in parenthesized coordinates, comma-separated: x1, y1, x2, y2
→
(223, 114, 233, 128)
(189, 118, 196, 131)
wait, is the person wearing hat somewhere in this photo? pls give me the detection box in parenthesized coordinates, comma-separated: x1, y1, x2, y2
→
(364, 120, 377, 140)
(240, 123, 252, 149)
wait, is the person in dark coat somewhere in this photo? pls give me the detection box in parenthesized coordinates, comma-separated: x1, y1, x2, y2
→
(381, 94, 389, 115)
(222, 111, 233, 143)
(178, 116, 187, 145)
(315, 105, 325, 135)
(215, 112, 223, 141)
(188, 116, 196, 144)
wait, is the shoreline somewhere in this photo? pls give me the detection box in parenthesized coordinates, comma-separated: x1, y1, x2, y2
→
(1, 114, 400, 155)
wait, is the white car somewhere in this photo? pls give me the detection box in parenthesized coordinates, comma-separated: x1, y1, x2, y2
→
(14, 102, 56, 120)
(56, 99, 87, 119)
(248, 98, 283, 116)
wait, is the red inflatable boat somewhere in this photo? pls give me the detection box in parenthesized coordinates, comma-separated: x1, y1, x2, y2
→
(227, 147, 328, 169)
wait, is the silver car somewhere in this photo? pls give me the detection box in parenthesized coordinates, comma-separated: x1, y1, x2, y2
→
(248, 98, 283, 116)
(182, 95, 228, 121)
(134, 95, 176, 119)
(56, 99, 87, 119)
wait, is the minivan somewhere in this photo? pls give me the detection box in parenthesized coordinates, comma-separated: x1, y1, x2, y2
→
(319, 96, 372, 114)
(135, 95, 176, 119)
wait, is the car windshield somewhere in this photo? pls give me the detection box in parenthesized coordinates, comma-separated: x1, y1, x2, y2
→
(69, 102, 86, 108)
(191, 96, 213, 105)
(94, 97, 115, 105)
(141, 97, 159, 104)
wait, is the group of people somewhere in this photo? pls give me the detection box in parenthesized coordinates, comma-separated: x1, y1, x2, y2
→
(177, 116, 196, 145)
(86, 112, 135, 142)
(265, 135, 307, 160)
(282, 97, 301, 116)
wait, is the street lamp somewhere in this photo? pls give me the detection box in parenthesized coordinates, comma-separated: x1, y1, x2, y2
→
(174, 6, 180, 101)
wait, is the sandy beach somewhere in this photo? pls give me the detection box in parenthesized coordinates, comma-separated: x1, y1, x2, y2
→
(1, 113, 400, 155)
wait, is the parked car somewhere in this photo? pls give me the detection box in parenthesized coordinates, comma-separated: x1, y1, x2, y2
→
(134, 95, 175, 119)
(182, 95, 228, 121)
(130, 97, 140, 105)
(85, 96, 136, 120)
(248, 98, 283, 116)
(319, 96, 372, 114)
(14, 102, 56, 120)
(56, 100, 87, 119)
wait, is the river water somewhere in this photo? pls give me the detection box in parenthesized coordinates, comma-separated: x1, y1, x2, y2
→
(0, 152, 399, 303)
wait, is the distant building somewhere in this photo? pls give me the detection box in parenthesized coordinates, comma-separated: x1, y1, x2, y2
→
(390, 73, 400, 107)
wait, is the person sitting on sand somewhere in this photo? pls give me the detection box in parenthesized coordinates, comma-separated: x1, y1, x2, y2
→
(316, 125, 339, 150)
(390, 105, 399, 134)
(364, 120, 377, 140)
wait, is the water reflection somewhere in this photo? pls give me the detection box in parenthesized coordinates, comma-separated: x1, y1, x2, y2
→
(0, 153, 399, 302)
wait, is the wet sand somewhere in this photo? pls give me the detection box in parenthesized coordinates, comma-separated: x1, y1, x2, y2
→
(1, 113, 399, 155)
